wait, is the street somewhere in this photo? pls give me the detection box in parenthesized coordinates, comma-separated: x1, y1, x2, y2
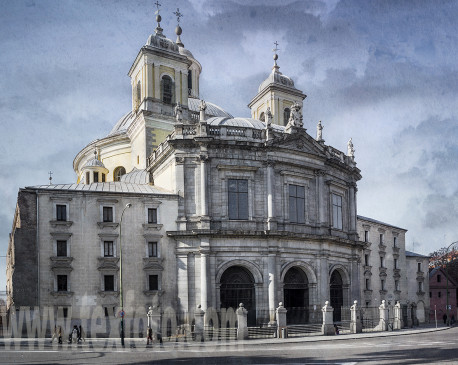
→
(0, 327, 456, 364)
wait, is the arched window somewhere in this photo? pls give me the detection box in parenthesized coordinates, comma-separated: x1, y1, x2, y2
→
(162, 75, 173, 104)
(136, 80, 141, 105)
(113, 166, 126, 182)
(259, 112, 265, 122)
(284, 108, 291, 125)
(187, 70, 192, 91)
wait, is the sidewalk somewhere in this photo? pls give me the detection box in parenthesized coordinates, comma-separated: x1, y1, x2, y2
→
(0, 324, 452, 351)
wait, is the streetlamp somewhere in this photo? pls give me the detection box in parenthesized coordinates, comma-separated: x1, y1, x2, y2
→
(444, 241, 457, 326)
(119, 203, 132, 347)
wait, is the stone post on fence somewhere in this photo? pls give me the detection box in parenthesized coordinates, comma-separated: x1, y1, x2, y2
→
(236, 303, 248, 340)
(350, 300, 362, 333)
(376, 300, 389, 331)
(406, 303, 413, 327)
(194, 304, 205, 342)
(276, 302, 288, 338)
(393, 301, 402, 330)
(321, 301, 334, 335)
(148, 305, 162, 339)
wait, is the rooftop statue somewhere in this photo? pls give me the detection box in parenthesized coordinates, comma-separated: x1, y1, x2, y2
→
(175, 103, 183, 123)
(287, 101, 303, 128)
(347, 138, 355, 157)
(265, 107, 273, 127)
(317, 120, 323, 141)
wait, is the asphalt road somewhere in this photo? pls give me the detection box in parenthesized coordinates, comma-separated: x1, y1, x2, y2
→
(0, 327, 456, 364)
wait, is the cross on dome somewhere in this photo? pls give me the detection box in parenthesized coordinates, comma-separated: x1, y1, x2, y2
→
(272, 41, 280, 71)
(154, 0, 164, 36)
(173, 8, 183, 23)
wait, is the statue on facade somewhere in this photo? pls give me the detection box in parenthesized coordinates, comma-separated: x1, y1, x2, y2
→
(287, 101, 303, 128)
(347, 138, 355, 157)
(265, 107, 273, 127)
(199, 99, 207, 121)
(174, 102, 183, 123)
(316, 120, 323, 141)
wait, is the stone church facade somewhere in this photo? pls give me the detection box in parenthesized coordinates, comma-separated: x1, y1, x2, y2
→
(6, 12, 429, 327)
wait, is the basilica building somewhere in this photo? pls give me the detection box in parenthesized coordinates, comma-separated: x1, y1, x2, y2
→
(6, 11, 429, 328)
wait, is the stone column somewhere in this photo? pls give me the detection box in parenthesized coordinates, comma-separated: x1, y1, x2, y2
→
(175, 156, 187, 230)
(200, 249, 208, 311)
(316, 171, 326, 226)
(268, 249, 277, 325)
(154, 64, 160, 100)
(194, 305, 205, 342)
(407, 304, 413, 328)
(348, 183, 357, 233)
(266, 162, 277, 231)
(377, 300, 389, 331)
(200, 155, 208, 216)
(236, 303, 249, 340)
(321, 301, 335, 335)
(318, 252, 330, 303)
(177, 253, 189, 313)
(276, 302, 288, 338)
(350, 300, 362, 333)
(393, 301, 402, 330)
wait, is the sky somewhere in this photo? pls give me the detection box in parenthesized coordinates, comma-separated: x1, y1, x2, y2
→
(0, 0, 457, 291)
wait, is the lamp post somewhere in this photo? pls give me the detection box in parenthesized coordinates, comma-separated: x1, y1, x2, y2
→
(444, 241, 457, 326)
(119, 203, 132, 347)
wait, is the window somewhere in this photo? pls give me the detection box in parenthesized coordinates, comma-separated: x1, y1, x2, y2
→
(228, 179, 248, 220)
(379, 234, 383, 244)
(417, 262, 421, 272)
(148, 242, 158, 258)
(418, 281, 423, 292)
(429, 292, 432, 298)
(56, 205, 67, 221)
(104, 275, 114, 291)
(364, 254, 369, 266)
(104, 307, 116, 317)
(394, 259, 398, 269)
(364, 230, 369, 242)
(187, 70, 192, 90)
(289, 185, 305, 223)
(102, 173, 106, 182)
(57, 275, 67, 292)
(365, 301, 370, 307)
(149, 275, 159, 291)
(395, 280, 399, 291)
(86, 172, 90, 183)
(93, 172, 99, 183)
(103, 207, 113, 222)
(148, 208, 157, 224)
(380, 256, 384, 268)
(381, 279, 385, 291)
(393, 237, 397, 247)
(437, 274, 441, 283)
(136, 80, 141, 104)
(63, 308, 68, 318)
(104, 241, 114, 257)
(113, 166, 126, 182)
(283, 108, 291, 125)
(259, 112, 265, 122)
(331, 194, 342, 229)
(438, 291, 441, 298)
(57, 240, 67, 257)
(162, 75, 173, 104)
(365, 278, 370, 290)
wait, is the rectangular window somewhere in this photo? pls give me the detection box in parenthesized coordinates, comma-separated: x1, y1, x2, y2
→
(365, 254, 369, 266)
(365, 278, 370, 290)
(437, 274, 441, 283)
(331, 194, 342, 229)
(148, 242, 158, 257)
(63, 308, 68, 318)
(418, 281, 423, 292)
(94, 172, 99, 183)
(395, 280, 399, 291)
(149, 275, 159, 291)
(104, 241, 114, 257)
(429, 292, 432, 298)
(56, 205, 67, 221)
(417, 262, 421, 272)
(394, 259, 398, 269)
(393, 237, 397, 247)
(381, 279, 385, 291)
(103, 206, 113, 222)
(289, 184, 305, 223)
(380, 256, 384, 268)
(57, 240, 67, 257)
(228, 179, 248, 220)
(104, 275, 114, 291)
(148, 208, 157, 224)
(57, 275, 67, 292)
(86, 172, 90, 184)
(104, 307, 115, 317)
(102, 173, 106, 182)
(438, 291, 441, 298)
(379, 234, 383, 244)
(364, 231, 369, 242)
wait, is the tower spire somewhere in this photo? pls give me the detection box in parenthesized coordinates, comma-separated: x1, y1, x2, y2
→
(272, 41, 280, 72)
(154, 0, 165, 37)
(173, 8, 184, 47)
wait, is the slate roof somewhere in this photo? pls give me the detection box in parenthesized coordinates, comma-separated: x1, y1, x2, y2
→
(27, 182, 173, 195)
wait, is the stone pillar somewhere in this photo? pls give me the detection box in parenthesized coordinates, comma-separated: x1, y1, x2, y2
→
(200, 155, 208, 216)
(348, 183, 357, 233)
(149, 306, 162, 339)
(377, 300, 389, 331)
(321, 301, 335, 335)
(318, 252, 330, 303)
(407, 304, 413, 328)
(154, 64, 160, 100)
(350, 300, 362, 333)
(194, 305, 205, 342)
(393, 301, 402, 330)
(266, 162, 277, 231)
(268, 249, 277, 325)
(200, 249, 208, 310)
(276, 302, 288, 338)
(316, 171, 326, 226)
(236, 303, 248, 340)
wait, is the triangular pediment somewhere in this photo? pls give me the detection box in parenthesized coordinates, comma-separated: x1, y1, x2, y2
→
(268, 128, 326, 156)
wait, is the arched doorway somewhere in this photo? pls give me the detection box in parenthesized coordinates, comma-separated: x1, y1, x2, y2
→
(330, 270, 344, 322)
(220, 266, 256, 326)
(283, 267, 309, 324)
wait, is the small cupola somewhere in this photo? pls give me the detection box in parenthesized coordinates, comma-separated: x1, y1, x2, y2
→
(248, 42, 306, 126)
(81, 149, 109, 184)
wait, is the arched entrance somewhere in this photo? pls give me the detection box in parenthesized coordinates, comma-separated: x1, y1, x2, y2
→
(330, 270, 343, 322)
(220, 266, 256, 326)
(283, 267, 309, 324)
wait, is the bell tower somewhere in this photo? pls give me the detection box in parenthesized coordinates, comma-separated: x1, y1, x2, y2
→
(248, 42, 306, 126)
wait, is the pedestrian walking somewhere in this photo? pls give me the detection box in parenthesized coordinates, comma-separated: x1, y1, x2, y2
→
(58, 326, 63, 344)
(51, 325, 58, 343)
(78, 325, 86, 342)
(71, 325, 78, 343)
